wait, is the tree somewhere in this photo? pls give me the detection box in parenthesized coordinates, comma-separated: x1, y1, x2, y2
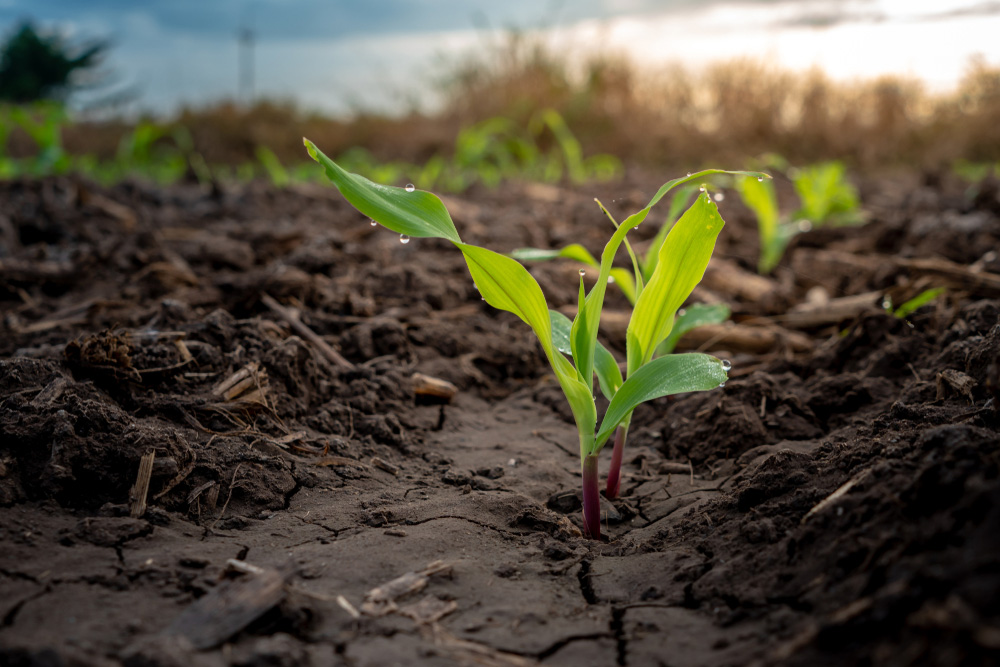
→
(0, 22, 107, 103)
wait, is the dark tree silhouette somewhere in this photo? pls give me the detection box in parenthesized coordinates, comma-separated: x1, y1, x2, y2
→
(0, 21, 108, 103)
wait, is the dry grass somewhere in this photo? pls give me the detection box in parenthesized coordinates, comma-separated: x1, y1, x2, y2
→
(53, 38, 1000, 173)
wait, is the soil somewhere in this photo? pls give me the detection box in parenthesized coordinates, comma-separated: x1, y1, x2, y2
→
(1, 170, 998, 667)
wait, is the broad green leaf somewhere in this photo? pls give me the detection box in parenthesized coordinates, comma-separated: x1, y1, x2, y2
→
(571, 215, 641, 393)
(458, 244, 552, 356)
(305, 138, 462, 243)
(594, 353, 728, 450)
(656, 303, 732, 355)
(642, 183, 700, 281)
(458, 244, 596, 453)
(550, 310, 622, 401)
(626, 193, 725, 375)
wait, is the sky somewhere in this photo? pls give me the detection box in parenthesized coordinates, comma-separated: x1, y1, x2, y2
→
(2, 0, 999, 116)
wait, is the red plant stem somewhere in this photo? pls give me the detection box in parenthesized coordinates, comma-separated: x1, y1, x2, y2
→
(582, 454, 601, 540)
(605, 427, 626, 499)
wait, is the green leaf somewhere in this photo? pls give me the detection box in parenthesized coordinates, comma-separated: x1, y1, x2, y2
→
(459, 244, 552, 356)
(458, 244, 596, 455)
(626, 193, 725, 375)
(594, 353, 728, 450)
(550, 310, 622, 401)
(305, 138, 462, 243)
(657, 303, 731, 355)
(893, 287, 945, 319)
(510, 244, 599, 266)
(642, 183, 700, 282)
(735, 175, 784, 274)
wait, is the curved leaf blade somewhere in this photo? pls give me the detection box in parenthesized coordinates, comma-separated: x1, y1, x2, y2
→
(595, 353, 728, 449)
(305, 138, 462, 243)
(627, 193, 725, 374)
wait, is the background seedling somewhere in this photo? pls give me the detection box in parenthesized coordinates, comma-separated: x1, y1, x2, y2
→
(736, 158, 864, 274)
(306, 137, 766, 539)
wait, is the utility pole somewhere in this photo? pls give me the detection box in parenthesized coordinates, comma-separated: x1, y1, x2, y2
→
(238, 25, 255, 104)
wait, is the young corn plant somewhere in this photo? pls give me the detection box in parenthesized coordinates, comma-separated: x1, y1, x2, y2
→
(305, 137, 765, 539)
(737, 159, 863, 274)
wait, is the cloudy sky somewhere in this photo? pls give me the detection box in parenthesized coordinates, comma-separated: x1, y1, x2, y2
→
(2, 0, 998, 115)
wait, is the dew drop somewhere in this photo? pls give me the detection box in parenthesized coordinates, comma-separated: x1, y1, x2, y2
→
(718, 381, 726, 388)
(797, 219, 813, 232)
(370, 219, 377, 226)
(579, 269, 586, 277)
(757, 176, 764, 182)
(721, 359, 732, 372)
(608, 276, 616, 284)
(699, 184, 706, 192)
(481, 296, 485, 301)
(399, 234, 410, 244)
(686, 172, 692, 177)
(405, 183, 415, 192)
(713, 192, 725, 202)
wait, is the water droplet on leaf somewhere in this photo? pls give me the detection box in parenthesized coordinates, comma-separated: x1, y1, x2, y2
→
(699, 184, 706, 192)
(370, 219, 377, 227)
(608, 276, 616, 284)
(721, 359, 732, 372)
(757, 176, 764, 182)
(399, 234, 410, 244)
(405, 183, 415, 192)
(579, 269, 586, 277)
(718, 381, 726, 388)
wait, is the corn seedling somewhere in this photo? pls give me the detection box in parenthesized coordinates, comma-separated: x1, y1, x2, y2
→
(512, 182, 708, 305)
(886, 287, 946, 320)
(737, 159, 863, 274)
(306, 137, 765, 539)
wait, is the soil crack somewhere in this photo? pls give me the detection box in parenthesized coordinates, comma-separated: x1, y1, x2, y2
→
(610, 606, 627, 666)
(577, 559, 599, 605)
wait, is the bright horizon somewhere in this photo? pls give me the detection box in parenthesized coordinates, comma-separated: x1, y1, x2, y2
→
(3, 0, 998, 116)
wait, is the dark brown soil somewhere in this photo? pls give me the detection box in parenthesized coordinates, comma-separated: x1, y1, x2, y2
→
(1, 171, 998, 667)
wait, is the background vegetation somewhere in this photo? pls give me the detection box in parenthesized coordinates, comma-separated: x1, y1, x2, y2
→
(2, 29, 999, 186)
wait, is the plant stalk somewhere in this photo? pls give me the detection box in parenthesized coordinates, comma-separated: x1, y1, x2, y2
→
(582, 454, 601, 540)
(605, 426, 628, 499)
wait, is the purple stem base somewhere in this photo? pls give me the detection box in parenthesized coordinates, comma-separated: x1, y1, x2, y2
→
(582, 454, 601, 540)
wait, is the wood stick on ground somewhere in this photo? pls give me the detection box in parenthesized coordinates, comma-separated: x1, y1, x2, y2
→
(360, 560, 452, 617)
(260, 292, 355, 370)
(775, 291, 883, 329)
(411, 372, 458, 401)
(162, 563, 289, 649)
(129, 451, 156, 519)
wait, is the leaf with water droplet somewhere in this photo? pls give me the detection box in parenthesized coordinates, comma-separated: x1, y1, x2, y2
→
(304, 139, 462, 243)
